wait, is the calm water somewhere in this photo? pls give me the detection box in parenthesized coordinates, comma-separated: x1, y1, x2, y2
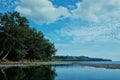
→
(54, 65, 120, 80)
(82, 61, 120, 64)
(0, 62, 120, 80)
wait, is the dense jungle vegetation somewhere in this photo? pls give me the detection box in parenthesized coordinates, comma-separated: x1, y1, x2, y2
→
(0, 12, 57, 61)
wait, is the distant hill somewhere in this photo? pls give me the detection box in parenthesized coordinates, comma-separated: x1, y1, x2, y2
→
(52, 56, 112, 61)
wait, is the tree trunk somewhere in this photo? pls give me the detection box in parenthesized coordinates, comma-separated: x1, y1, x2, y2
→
(0, 39, 8, 57)
(0, 50, 4, 56)
(1, 69, 8, 80)
(2, 48, 11, 60)
(2, 38, 15, 61)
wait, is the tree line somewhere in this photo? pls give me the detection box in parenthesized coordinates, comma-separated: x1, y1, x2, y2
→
(0, 12, 57, 61)
(53, 56, 112, 61)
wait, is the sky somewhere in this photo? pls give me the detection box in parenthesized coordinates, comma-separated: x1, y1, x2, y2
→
(0, 0, 120, 60)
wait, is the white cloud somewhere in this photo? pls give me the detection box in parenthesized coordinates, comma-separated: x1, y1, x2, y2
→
(58, 21, 120, 43)
(15, 0, 120, 24)
(15, 0, 70, 24)
(15, 0, 120, 43)
(71, 0, 120, 23)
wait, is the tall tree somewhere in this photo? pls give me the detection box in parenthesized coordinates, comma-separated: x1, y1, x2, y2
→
(0, 12, 57, 61)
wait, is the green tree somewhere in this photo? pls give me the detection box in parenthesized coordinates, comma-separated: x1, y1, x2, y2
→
(0, 12, 57, 61)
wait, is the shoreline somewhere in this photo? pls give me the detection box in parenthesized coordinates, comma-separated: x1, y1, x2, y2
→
(0, 61, 75, 67)
(0, 61, 120, 69)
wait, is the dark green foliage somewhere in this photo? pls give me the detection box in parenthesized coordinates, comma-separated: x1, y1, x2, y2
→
(0, 12, 57, 61)
(53, 56, 112, 61)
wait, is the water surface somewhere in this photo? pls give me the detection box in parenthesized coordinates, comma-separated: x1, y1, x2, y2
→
(54, 65, 120, 80)
(0, 62, 120, 80)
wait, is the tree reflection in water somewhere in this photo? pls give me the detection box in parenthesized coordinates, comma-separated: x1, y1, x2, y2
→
(0, 65, 57, 80)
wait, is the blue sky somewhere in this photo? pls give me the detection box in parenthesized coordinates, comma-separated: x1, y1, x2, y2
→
(1, 0, 120, 60)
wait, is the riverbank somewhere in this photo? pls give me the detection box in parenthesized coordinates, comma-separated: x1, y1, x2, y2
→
(0, 61, 120, 69)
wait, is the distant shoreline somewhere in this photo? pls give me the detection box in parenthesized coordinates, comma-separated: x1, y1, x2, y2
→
(0, 61, 120, 69)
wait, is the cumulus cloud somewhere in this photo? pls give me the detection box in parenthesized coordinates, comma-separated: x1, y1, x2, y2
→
(51, 0, 120, 43)
(71, 0, 120, 22)
(15, 0, 70, 24)
(15, 0, 120, 24)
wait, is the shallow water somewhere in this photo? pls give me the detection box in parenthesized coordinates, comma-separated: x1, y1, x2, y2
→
(82, 61, 120, 64)
(0, 63, 120, 80)
(54, 65, 120, 80)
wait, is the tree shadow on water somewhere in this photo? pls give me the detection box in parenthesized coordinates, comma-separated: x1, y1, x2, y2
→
(0, 65, 57, 80)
